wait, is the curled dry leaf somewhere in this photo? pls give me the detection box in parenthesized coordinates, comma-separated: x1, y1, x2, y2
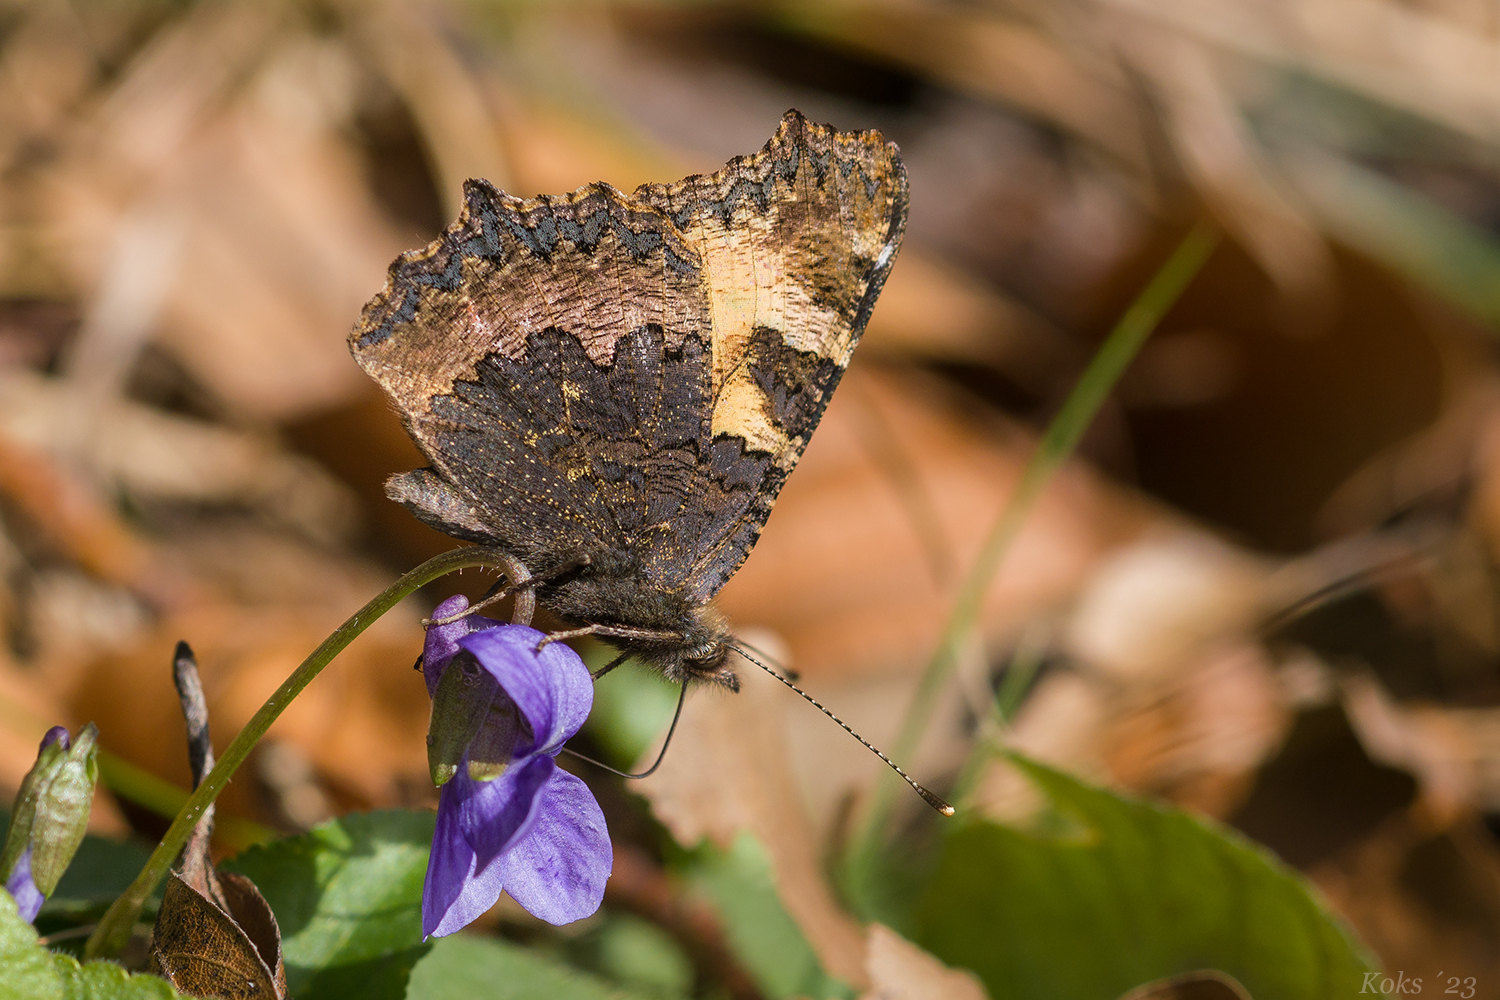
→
(860, 924, 989, 1000)
(152, 871, 287, 1000)
(149, 642, 286, 999)
(1116, 969, 1252, 1000)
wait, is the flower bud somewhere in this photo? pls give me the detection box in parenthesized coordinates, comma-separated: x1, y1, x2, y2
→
(1, 723, 99, 919)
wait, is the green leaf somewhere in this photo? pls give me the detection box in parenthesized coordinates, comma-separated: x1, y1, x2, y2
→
(406, 933, 655, 1000)
(223, 810, 436, 1000)
(1, 889, 61, 1000)
(677, 832, 854, 1000)
(913, 756, 1379, 1000)
(0, 889, 177, 1000)
(50, 956, 178, 1000)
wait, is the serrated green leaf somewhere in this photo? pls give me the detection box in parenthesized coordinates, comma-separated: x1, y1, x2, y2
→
(50, 956, 177, 1000)
(913, 756, 1379, 1000)
(406, 933, 652, 1000)
(0, 889, 177, 1000)
(223, 810, 435, 1000)
(1, 889, 61, 1000)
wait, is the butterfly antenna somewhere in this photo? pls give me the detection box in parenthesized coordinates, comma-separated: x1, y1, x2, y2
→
(561, 681, 687, 780)
(731, 636, 800, 681)
(728, 641, 955, 817)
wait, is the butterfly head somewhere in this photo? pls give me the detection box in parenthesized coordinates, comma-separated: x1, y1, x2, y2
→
(645, 604, 739, 692)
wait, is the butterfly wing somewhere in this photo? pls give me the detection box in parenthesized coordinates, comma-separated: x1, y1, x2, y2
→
(350, 111, 907, 600)
(634, 111, 909, 599)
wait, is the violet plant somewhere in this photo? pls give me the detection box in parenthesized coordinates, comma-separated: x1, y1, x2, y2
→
(420, 596, 610, 936)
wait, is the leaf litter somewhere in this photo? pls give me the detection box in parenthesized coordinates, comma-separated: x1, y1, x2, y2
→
(3, 0, 1500, 996)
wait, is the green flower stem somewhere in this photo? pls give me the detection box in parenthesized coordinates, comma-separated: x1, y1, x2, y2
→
(847, 222, 1220, 884)
(85, 545, 512, 959)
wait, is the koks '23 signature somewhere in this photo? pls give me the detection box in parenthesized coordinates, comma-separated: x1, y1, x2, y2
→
(1361, 972, 1477, 997)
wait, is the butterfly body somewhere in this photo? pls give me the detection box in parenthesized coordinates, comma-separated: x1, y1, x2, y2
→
(351, 111, 907, 687)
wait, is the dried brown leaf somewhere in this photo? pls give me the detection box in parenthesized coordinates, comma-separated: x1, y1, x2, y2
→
(717, 366, 1153, 679)
(150, 643, 286, 999)
(1116, 970, 1252, 1000)
(151, 871, 286, 1000)
(635, 662, 869, 988)
(860, 924, 989, 1000)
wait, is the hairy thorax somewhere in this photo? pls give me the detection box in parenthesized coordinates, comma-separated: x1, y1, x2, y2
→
(543, 556, 738, 690)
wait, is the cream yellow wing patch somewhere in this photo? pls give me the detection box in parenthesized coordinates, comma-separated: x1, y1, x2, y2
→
(636, 110, 908, 468)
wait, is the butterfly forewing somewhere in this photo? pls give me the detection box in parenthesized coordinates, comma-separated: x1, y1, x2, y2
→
(349, 110, 906, 609)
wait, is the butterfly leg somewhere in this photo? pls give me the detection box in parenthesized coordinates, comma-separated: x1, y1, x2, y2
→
(425, 550, 600, 627)
(536, 623, 684, 652)
(590, 652, 630, 681)
(423, 550, 536, 627)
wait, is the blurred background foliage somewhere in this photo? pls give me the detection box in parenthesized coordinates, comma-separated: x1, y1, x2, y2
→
(2, 0, 1500, 997)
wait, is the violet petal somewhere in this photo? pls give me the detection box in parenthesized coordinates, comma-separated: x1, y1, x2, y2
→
(421, 781, 505, 939)
(5, 846, 43, 923)
(456, 755, 553, 872)
(38, 727, 68, 754)
(422, 595, 505, 698)
(459, 627, 592, 755)
(493, 769, 611, 926)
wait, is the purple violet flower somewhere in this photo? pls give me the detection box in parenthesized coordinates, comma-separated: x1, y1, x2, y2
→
(420, 595, 611, 938)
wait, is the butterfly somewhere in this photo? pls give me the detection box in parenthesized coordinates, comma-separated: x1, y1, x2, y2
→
(349, 110, 907, 690)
